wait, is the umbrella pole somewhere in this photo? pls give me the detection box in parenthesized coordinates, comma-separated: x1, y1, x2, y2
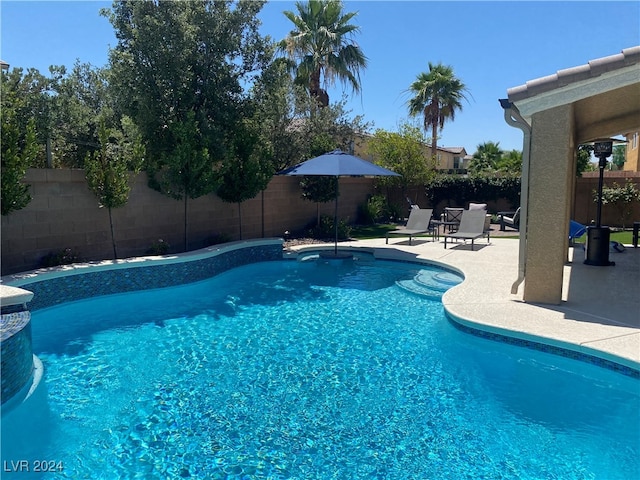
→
(334, 176, 339, 255)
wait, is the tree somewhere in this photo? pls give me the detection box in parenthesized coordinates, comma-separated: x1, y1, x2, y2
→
(1, 67, 48, 168)
(0, 62, 111, 169)
(279, 0, 367, 107)
(152, 113, 221, 251)
(249, 57, 304, 173)
(104, 0, 270, 250)
(292, 98, 369, 226)
(366, 123, 436, 196)
(250, 54, 369, 230)
(469, 141, 503, 174)
(84, 117, 144, 258)
(1, 66, 41, 215)
(496, 149, 522, 174)
(406, 62, 469, 159)
(612, 145, 626, 170)
(576, 144, 596, 176)
(48, 62, 111, 168)
(216, 120, 274, 239)
(104, 0, 269, 161)
(299, 132, 339, 227)
(1, 117, 37, 215)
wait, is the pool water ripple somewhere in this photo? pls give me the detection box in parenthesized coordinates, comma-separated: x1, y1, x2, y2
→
(1, 260, 638, 479)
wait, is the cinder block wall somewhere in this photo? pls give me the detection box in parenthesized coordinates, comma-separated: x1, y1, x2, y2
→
(1, 169, 374, 275)
(573, 171, 640, 227)
(3, 169, 638, 275)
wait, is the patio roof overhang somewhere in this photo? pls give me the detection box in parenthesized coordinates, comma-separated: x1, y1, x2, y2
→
(507, 46, 640, 144)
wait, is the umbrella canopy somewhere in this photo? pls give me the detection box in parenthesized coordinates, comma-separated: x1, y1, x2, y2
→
(278, 149, 400, 177)
(278, 150, 400, 257)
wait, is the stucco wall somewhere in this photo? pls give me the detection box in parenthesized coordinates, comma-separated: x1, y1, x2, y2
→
(524, 104, 576, 304)
(1, 169, 374, 275)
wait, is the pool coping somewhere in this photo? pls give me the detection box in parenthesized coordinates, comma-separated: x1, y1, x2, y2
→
(2, 238, 284, 288)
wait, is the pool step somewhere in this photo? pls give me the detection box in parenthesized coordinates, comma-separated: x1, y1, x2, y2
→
(413, 273, 447, 292)
(395, 270, 463, 299)
(395, 279, 444, 300)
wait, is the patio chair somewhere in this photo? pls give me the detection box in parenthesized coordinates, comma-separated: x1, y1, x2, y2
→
(468, 202, 487, 211)
(499, 207, 521, 231)
(444, 209, 490, 250)
(468, 202, 492, 234)
(442, 207, 464, 232)
(405, 196, 420, 219)
(386, 208, 434, 245)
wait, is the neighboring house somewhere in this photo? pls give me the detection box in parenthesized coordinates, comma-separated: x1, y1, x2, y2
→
(352, 132, 469, 174)
(436, 146, 471, 173)
(623, 130, 639, 171)
(501, 46, 640, 305)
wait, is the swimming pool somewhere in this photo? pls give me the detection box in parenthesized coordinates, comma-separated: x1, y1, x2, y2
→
(2, 257, 639, 479)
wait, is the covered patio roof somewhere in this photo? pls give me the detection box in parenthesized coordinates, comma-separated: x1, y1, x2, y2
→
(501, 46, 640, 305)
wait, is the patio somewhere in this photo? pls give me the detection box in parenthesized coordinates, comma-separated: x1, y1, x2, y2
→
(289, 235, 640, 371)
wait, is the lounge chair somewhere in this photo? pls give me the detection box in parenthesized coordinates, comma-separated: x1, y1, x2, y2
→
(444, 209, 490, 250)
(468, 202, 492, 234)
(499, 207, 521, 231)
(386, 208, 434, 245)
(468, 202, 487, 211)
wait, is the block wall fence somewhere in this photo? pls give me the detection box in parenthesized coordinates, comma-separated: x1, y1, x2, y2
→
(1, 169, 638, 275)
(1, 169, 375, 275)
(573, 171, 640, 228)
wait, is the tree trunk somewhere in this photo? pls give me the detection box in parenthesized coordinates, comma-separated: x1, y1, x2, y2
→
(431, 120, 438, 161)
(184, 195, 188, 252)
(309, 69, 328, 107)
(108, 207, 118, 259)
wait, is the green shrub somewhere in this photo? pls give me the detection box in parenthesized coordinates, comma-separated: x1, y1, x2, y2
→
(40, 248, 81, 268)
(594, 180, 640, 228)
(426, 174, 521, 209)
(358, 195, 387, 224)
(146, 239, 170, 255)
(386, 202, 405, 222)
(308, 214, 352, 240)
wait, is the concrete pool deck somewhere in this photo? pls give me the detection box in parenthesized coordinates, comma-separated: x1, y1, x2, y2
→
(289, 236, 640, 371)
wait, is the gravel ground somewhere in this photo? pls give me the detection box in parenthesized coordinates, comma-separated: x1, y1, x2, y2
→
(283, 237, 331, 250)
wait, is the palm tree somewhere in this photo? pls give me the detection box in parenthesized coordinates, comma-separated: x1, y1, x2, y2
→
(496, 149, 523, 174)
(468, 141, 502, 174)
(279, 0, 367, 107)
(407, 62, 469, 159)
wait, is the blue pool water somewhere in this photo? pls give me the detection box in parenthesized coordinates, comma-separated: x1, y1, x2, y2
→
(2, 259, 639, 479)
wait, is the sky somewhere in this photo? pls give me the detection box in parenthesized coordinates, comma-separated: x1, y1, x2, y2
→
(1, 1, 638, 153)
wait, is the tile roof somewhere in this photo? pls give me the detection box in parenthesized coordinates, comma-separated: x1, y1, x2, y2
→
(439, 146, 466, 154)
(508, 46, 640, 102)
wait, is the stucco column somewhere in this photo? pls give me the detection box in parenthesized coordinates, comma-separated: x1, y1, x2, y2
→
(524, 104, 575, 304)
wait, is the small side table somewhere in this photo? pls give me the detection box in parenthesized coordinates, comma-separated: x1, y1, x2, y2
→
(431, 220, 460, 240)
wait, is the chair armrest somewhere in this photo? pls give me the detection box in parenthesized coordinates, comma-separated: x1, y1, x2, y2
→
(498, 212, 513, 231)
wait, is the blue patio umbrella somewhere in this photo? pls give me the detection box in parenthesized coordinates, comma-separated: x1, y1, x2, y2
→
(278, 149, 400, 257)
